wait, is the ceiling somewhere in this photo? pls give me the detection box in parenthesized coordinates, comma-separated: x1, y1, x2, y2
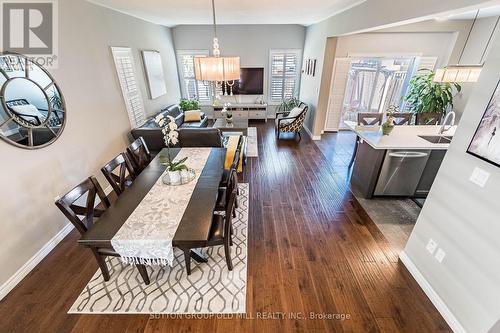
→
(444, 5, 500, 20)
(87, 0, 366, 26)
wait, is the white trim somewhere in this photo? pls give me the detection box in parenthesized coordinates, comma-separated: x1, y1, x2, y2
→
(0, 223, 74, 301)
(303, 124, 321, 141)
(399, 251, 467, 333)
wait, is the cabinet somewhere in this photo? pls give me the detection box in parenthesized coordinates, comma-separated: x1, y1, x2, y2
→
(213, 104, 268, 121)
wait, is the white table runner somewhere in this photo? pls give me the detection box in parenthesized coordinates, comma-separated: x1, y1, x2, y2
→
(111, 148, 212, 266)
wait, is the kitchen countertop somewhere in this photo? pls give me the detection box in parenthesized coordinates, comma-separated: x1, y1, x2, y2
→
(345, 121, 457, 150)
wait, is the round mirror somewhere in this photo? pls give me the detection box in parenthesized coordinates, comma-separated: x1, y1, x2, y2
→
(0, 53, 66, 149)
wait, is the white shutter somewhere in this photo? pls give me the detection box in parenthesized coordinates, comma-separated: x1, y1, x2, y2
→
(111, 47, 146, 128)
(416, 56, 438, 74)
(269, 49, 302, 103)
(325, 58, 351, 131)
(176, 50, 211, 103)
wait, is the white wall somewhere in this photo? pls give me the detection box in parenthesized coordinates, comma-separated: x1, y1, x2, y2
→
(0, 0, 180, 296)
(404, 31, 500, 333)
(172, 24, 306, 113)
(335, 32, 457, 68)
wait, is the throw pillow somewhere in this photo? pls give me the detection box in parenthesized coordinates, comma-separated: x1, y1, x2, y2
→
(281, 106, 303, 125)
(184, 110, 202, 122)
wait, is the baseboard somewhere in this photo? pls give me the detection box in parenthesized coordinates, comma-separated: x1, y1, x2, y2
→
(0, 222, 74, 301)
(303, 125, 321, 141)
(399, 251, 467, 333)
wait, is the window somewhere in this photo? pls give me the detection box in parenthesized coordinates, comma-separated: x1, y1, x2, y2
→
(176, 50, 211, 103)
(269, 49, 302, 103)
(111, 47, 146, 128)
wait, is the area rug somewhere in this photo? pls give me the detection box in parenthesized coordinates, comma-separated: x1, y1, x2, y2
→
(247, 127, 258, 157)
(68, 184, 249, 315)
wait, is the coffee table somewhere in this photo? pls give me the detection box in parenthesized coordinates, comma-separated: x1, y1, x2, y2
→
(213, 118, 249, 136)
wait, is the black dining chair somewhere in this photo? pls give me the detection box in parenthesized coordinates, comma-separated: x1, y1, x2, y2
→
(415, 112, 442, 125)
(126, 137, 152, 175)
(182, 171, 238, 275)
(391, 113, 413, 125)
(55, 176, 150, 284)
(101, 153, 136, 196)
(348, 113, 384, 169)
(220, 135, 243, 189)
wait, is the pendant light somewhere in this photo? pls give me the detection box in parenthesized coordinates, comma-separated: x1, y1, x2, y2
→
(194, 0, 240, 94)
(434, 10, 499, 83)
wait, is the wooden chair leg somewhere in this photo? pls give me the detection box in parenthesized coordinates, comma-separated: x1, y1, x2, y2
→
(183, 249, 192, 275)
(348, 138, 359, 169)
(224, 241, 233, 271)
(230, 224, 234, 246)
(136, 264, 150, 285)
(91, 248, 110, 281)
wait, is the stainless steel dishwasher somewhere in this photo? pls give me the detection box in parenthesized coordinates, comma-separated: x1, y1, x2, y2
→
(374, 150, 431, 196)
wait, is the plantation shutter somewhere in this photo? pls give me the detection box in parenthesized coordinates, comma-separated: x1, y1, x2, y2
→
(269, 49, 301, 103)
(111, 47, 146, 128)
(416, 56, 438, 74)
(176, 50, 211, 103)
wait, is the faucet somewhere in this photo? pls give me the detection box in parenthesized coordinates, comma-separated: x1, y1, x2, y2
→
(439, 111, 456, 134)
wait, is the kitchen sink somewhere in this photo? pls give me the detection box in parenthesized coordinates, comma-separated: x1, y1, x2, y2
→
(418, 135, 453, 144)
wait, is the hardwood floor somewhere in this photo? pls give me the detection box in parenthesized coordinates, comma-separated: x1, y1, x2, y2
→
(0, 121, 451, 333)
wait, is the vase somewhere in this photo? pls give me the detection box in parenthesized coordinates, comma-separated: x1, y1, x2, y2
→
(382, 118, 395, 135)
(167, 170, 181, 184)
(226, 116, 233, 124)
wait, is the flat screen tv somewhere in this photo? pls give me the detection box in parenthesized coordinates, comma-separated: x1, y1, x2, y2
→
(227, 67, 264, 95)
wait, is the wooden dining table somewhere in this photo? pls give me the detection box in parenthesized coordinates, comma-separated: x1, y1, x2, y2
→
(78, 147, 226, 272)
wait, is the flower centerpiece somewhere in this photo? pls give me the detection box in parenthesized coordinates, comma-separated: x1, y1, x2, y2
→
(382, 105, 398, 135)
(221, 103, 233, 124)
(155, 114, 188, 184)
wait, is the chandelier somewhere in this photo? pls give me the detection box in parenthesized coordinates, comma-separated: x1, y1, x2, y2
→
(434, 9, 498, 83)
(194, 0, 240, 96)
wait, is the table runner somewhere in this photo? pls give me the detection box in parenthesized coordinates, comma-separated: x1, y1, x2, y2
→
(111, 148, 212, 267)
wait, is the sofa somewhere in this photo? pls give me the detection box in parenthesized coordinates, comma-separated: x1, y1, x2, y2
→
(130, 104, 209, 155)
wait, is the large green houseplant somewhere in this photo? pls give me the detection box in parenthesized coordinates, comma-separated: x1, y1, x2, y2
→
(404, 69, 462, 115)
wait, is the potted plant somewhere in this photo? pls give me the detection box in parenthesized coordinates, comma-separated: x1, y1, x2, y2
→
(179, 99, 200, 111)
(155, 114, 188, 184)
(221, 103, 233, 124)
(382, 105, 398, 135)
(404, 69, 462, 116)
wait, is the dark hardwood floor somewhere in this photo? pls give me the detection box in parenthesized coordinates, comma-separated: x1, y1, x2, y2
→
(0, 121, 451, 333)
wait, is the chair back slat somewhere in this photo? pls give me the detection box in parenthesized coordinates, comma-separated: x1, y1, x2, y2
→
(127, 137, 152, 175)
(415, 112, 442, 125)
(55, 177, 110, 235)
(391, 113, 412, 125)
(357, 113, 383, 126)
(101, 153, 135, 195)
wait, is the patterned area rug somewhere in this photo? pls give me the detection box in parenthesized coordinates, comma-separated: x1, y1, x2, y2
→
(68, 184, 249, 314)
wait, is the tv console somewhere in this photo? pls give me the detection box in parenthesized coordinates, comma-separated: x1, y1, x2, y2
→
(213, 103, 268, 122)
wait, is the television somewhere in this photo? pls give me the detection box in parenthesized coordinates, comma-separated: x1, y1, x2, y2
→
(227, 67, 264, 95)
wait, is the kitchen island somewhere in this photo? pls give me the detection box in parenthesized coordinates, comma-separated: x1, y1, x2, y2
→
(346, 121, 457, 199)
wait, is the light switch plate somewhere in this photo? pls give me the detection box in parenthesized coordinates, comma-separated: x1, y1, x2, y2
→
(426, 239, 438, 254)
(435, 248, 446, 263)
(469, 167, 490, 188)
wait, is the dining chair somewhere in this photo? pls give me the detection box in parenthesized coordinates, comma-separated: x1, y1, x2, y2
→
(415, 112, 442, 125)
(220, 135, 243, 187)
(126, 137, 152, 175)
(357, 112, 383, 125)
(391, 113, 413, 125)
(182, 171, 238, 275)
(55, 176, 150, 284)
(216, 164, 239, 218)
(101, 153, 136, 196)
(348, 113, 383, 169)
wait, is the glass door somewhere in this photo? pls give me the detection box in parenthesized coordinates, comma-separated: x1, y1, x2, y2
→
(339, 57, 416, 129)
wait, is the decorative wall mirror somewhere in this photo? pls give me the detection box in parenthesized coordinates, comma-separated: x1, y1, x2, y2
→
(0, 53, 66, 149)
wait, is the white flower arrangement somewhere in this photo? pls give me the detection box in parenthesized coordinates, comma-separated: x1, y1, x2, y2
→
(155, 114, 187, 171)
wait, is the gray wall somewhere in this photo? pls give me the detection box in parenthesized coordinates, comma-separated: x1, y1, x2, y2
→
(404, 32, 500, 333)
(172, 24, 306, 109)
(0, 0, 180, 294)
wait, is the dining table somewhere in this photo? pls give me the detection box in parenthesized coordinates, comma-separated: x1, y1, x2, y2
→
(78, 147, 226, 279)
